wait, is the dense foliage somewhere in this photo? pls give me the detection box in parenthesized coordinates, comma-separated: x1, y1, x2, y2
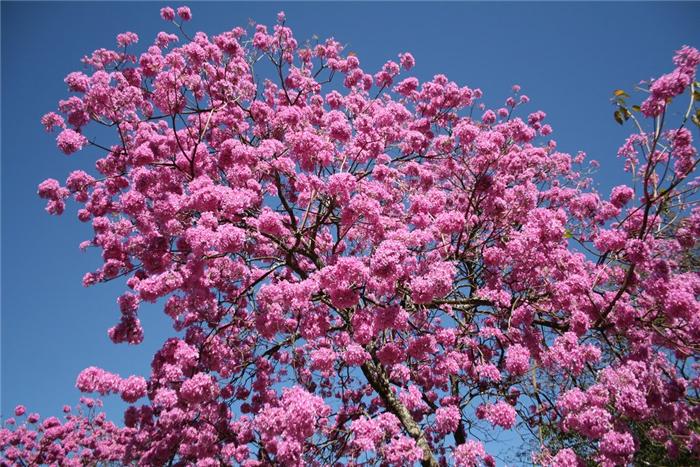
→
(3, 6, 700, 466)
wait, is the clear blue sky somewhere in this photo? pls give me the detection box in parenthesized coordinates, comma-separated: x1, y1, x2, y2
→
(1, 0, 698, 462)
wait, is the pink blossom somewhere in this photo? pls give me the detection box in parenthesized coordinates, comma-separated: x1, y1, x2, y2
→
(176, 6, 192, 21)
(481, 109, 497, 124)
(476, 363, 501, 381)
(399, 52, 415, 70)
(410, 261, 455, 304)
(76, 366, 121, 395)
(153, 388, 178, 408)
(395, 76, 419, 96)
(56, 129, 88, 154)
(543, 332, 601, 376)
(594, 229, 627, 252)
(557, 387, 587, 413)
(505, 344, 530, 376)
(669, 127, 697, 177)
(453, 440, 486, 466)
(310, 347, 337, 376)
(548, 448, 583, 467)
(254, 386, 330, 464)
(64, 71, 89, 92)
(673, 45, 700, 72)
(478, 401, 516, 429)
(598, 430, 635, 465)
(342, 344, 370, 366)
(40, 112, 65, 132)
(119, 375, 147, 403)
(180, 373, 218, 404)
(116, 31, 138, 47)
(563, 406, 612, 438)
(435, 405, 461, 434)
(384, 436, 423, 465)
(160, 6, 175, 21)
(399, 385, 429, 413)
(609, 185, 634, 208)
(351, 413, 400, 452)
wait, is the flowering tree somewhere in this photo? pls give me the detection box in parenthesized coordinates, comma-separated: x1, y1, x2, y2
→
(3, 5, 700, 466)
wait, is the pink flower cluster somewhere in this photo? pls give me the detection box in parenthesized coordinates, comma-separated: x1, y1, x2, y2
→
(8, 6, 699, 466)
(477, 401, 517, 429)
(254, 386, 330, 464)
(75, 366, 147, 403)
(640, 45, 699, 116)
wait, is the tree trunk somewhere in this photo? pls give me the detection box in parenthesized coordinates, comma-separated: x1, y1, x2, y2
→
(361, 360, 439, 467)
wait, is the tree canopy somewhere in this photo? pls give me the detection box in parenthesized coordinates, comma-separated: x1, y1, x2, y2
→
(3, 6, 700, 466)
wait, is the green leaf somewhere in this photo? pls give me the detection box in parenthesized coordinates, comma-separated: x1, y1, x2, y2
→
(563, 229, 573, 239)
(613, 89, 630, 98)
(632, 105, 641, 112)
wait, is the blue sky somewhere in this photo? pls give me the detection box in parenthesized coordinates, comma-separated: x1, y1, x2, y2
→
(1, 0, 698, 463)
